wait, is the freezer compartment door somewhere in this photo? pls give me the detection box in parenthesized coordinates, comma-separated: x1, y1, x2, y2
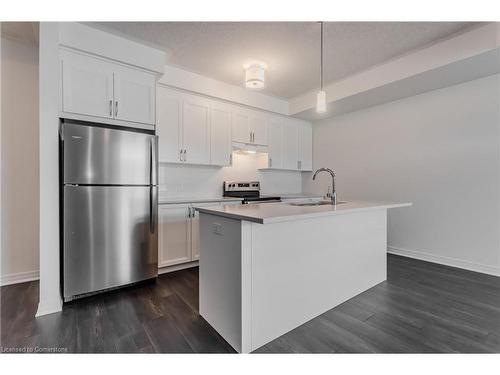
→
(62, 122, 158, 185)
(63, 185, 158, 299)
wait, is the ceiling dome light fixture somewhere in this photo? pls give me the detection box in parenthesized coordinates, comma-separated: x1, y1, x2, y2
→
(316, 22, 327, 113)
(244, 61, 267, 90)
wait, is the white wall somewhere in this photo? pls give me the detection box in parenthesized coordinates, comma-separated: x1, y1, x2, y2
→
(0, 35, 39, 285)
(306, 74, 500, 276)
(37, 22, 62, 316)
(159, 152, 303, 200)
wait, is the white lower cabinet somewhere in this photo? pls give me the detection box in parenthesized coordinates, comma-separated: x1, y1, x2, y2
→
(159, 201, 241, 269)
(158, 204, 192, 267)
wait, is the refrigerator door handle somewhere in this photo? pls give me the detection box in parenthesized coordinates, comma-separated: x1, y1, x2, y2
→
(150, 136, 158, 186)
(150, 186, 157, 234)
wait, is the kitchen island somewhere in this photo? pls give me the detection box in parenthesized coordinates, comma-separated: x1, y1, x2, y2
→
(197, 200, 411, 353)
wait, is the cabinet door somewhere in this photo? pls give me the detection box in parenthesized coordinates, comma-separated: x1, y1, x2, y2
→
(283, 120, 299, 170)
(158, 204, 191, 267)
(61, 51, 114, 119)
(299, 124, 313, 171)
(232, 108, 251, 144)
(249, 111, 268, 146)
(182, 94, 211, 165)
(156, 86, 182, 163)
(113, 65, 156, 125)
(210, 102, 232, 166)
(190, 202, 220, 261)
(267, 116, 283, 169)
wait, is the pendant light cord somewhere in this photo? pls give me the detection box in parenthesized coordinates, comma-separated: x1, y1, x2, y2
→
(320, 21, 323, 91)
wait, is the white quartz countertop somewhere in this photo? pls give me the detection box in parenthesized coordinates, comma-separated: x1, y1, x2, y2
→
(159, 197, 243, 205)
(159, 193, 323, 205)
(264, 193, 324, 199)
(196, 200, 412, 224)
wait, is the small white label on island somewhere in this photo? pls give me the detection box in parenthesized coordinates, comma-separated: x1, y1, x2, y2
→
(212, 222, 223, 235)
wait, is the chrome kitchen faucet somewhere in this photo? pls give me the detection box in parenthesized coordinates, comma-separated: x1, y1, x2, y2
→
(312, 168, 337, 205)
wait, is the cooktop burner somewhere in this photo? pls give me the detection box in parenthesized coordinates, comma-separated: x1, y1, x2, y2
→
(223, 181, 281, 204)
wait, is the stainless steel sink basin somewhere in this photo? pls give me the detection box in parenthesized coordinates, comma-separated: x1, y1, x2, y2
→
(288, 201, 347, 207)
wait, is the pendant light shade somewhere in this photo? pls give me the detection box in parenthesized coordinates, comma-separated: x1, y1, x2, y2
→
(316, 22, 327, 113)
(316, 90, 326, 113)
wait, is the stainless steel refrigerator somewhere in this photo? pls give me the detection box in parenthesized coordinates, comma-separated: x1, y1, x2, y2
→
(61, 120, 158, 301)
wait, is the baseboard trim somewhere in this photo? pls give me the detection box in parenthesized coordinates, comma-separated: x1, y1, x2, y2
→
(158, 261, 199, 275)
(0, 270, 39, 286)
(387, 246, 500, 277)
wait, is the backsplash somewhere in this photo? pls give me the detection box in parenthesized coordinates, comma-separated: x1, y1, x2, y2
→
(159, 152, 303, 199)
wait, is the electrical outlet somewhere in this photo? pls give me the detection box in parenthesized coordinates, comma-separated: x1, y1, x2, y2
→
(212, 222, 222, 235)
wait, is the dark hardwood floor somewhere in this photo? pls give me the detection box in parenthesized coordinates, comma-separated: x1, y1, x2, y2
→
(1, 254, 499, 353)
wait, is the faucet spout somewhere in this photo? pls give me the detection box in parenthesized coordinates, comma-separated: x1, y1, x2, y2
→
(312, 168, 337, 205)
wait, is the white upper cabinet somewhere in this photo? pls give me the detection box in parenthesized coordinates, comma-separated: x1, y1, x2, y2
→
(232, 108, 268, 146)
(283, 120, 300, 170)
(267, 116, 284, 169)
(60, 49, 157, 127)
(156, 86, 311, 170)
(156, 86, 182, 163)
(298, 124, 313, 171)
(113, 65, 156, 125)
(61, 51, 114, 119)
(232, 108, 251, 144)
(156, 86, 211, 166)
(182, 95, 211, 165)
(210, 102, 232, 166)
(249, 111, 268, 146)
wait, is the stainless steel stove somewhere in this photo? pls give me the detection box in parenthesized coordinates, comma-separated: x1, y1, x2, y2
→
(223, 181, 281, 204)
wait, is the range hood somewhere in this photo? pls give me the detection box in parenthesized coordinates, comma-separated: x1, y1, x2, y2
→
(232, 141, 268, 154)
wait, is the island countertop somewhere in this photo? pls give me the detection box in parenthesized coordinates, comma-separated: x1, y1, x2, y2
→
(196, 200, 412, 224)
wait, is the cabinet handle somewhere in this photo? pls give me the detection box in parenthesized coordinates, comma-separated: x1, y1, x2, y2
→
(188, 206, 192, 218)
(269, 157, 272, 168)
(184, 149, 187, 162)
(179, 149, 183, 162)
(109, 100, 113, 116)
(115, 101, 118, 117)
(249, 131, 252, 143)
(229, 153, 233, 165)
(299, 160, 302, 169)
(252, 132, 255, 143)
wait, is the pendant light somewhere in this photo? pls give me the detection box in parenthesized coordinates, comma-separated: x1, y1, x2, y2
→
(316, 22, 327, 113)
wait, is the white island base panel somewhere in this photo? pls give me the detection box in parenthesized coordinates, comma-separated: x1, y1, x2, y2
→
(199, 208, 387, 353)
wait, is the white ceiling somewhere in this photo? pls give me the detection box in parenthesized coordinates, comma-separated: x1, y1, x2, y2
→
(90, 22, 480, 98)
(1, 22, 481, 99)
